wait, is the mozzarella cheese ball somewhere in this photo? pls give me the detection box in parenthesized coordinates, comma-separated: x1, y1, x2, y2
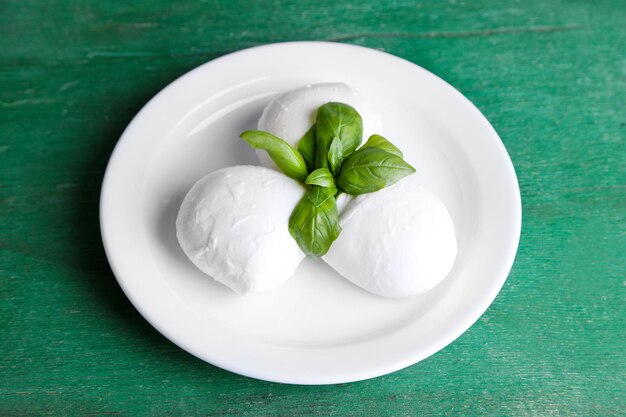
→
(256, 83, 382, 170)
(176, 166, 305, 295)
(323, 176, 457, 297)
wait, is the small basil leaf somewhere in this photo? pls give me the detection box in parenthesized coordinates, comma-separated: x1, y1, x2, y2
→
(306, 184, 338, 205)
(315, 102, 363, 169)
(305, 168, 335, 189)
(297, 123, 317, 173)
(337, 147, 416, 195)
(327, 136, 344, 174)
(288, 186, 341, 257)
(240, 130, 308, 182)
(361, 134, 403, 158)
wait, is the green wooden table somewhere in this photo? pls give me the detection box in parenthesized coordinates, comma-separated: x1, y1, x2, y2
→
(2, 1, 624, 415)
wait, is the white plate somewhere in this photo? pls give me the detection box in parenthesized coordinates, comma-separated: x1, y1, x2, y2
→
(100, 42, 521, 384)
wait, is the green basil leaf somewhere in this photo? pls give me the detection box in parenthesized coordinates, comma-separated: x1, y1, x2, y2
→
(315, 102, 363, 170)
(361, 134, 403, 158)
(297, 123, 317, 173)
(289, 186, 341, 257)
(306, 184, 338, 205)
(240, 130, 308, 182)
(305, 168, 335, 189)
(327, 136, 344, 174)
(337, 147, 416, 195)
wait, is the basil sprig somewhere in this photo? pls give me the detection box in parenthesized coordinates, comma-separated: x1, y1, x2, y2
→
(239, 102, 415, 256)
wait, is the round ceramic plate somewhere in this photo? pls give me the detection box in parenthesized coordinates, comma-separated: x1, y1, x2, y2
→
(100, 41, 521, 384)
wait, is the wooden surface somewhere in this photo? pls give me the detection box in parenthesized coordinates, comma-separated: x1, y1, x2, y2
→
(1, 1, 625, 415)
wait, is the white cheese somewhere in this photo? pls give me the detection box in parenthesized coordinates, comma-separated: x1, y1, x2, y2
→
(176, 165, 305, 295)
(323, 176, 457, 297)
(256, 83, 382, 170)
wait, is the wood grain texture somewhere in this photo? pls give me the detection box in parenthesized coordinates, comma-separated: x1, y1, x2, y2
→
(1, 0, 624, 415)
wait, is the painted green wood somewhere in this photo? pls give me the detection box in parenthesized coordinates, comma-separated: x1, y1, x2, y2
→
(1, 0, 624, 415)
